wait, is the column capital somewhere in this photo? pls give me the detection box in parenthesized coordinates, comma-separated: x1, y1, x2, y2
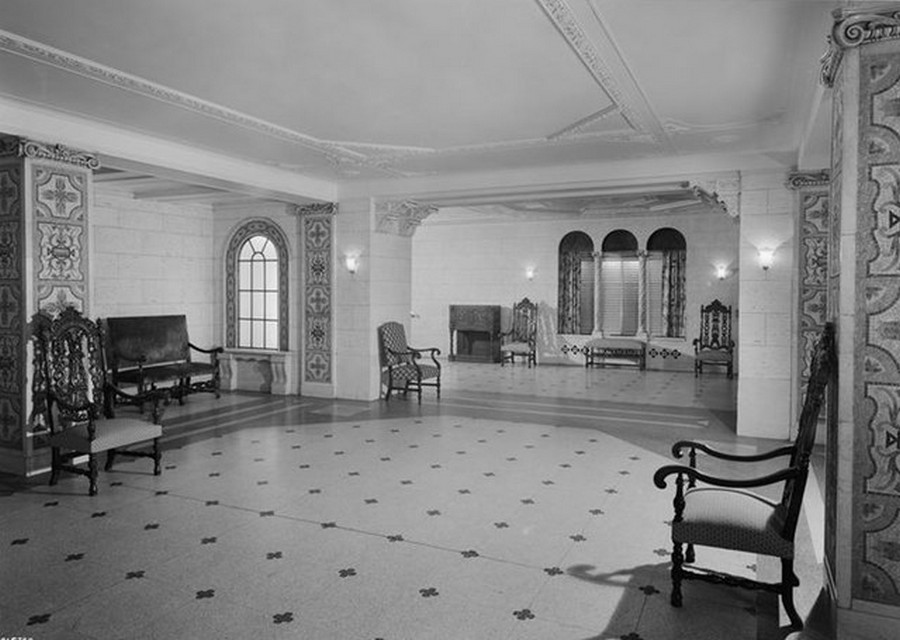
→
(293, 202, 337, 217)
(786, 169, 831, 190)
(374, 199, 437, 237)
(0, 135, 100, 170)
(821, 7, 900, 87)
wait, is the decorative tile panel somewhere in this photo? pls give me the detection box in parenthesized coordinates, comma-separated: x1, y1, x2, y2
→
(856, 50, 900, 605)
(31, 163, 89, 312)
(300, 204, 335, 384)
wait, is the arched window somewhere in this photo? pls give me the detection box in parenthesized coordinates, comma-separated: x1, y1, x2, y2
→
(225, 219, 289, 350)
(646, 228, 687, 338)
(557, 231, 594, 334)
(600, 230, 639, 335)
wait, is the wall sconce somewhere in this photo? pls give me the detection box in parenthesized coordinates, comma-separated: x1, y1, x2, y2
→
(525, 267, 536, 281)
(715, 265, 728, 280)
(758, 248, 775, 271)
(345, 254, 359, 275)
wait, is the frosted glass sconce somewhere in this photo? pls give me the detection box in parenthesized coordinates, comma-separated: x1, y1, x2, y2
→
(345, 254, 359, 274)
(758, 248, 775, 271)
(526, 267, 536, 281)
(716, 265, 728, 280)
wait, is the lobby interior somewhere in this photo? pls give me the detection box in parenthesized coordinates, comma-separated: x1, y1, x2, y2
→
(2, 2, 900, 639)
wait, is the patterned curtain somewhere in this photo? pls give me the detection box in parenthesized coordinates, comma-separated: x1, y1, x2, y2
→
(558, 252, 582, 334)
(662, 250, 686, 337)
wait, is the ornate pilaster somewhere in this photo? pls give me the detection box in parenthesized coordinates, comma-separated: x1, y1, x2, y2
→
(592, 251, 603, 336)
(297, 202, 336, 385)
(374, 199, 436, 237)
(821, 8, 900, 88)
(0, 136, 97, 475)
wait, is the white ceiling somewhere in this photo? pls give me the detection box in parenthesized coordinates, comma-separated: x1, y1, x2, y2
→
(0, 0, 845, 209)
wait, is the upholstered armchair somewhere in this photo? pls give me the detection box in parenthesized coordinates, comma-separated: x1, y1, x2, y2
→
(693, 299, 735, 378)
(31, 307, 166, 496)
(500, 297, 537, 367)
(377, 321, 441, 403)
(654, 323, 834, 630)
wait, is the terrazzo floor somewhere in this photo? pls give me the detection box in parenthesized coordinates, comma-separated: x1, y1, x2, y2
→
(0, 362, 821, 639)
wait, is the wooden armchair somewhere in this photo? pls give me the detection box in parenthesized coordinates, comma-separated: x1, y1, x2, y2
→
(654, 322, 834, 630)
(500, 297, 537, 367)
(377, 321, 441, 403)
(693, 299, 735, 378)
(31, 307, 166, 496)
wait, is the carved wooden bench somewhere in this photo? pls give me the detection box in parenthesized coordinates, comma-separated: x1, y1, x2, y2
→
(104, 315, 222, 405)
(583, 338, 646, 370)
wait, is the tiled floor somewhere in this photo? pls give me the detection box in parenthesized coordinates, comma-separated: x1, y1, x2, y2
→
(0, 362, 823, 639)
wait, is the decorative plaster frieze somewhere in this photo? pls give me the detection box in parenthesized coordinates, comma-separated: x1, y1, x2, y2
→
(0, 135, 99, 170)
(688, 176, 741, 218)
(821, 8, 900, 87)
(374, 200, 437, 237)
(534, 0, 669, 150)
(787, 170, 831, 190)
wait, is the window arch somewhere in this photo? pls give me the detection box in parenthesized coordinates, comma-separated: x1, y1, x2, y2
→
(225, 219, 290, 350)
(557, 231, 594, 334)
(646, 228, 687, 338)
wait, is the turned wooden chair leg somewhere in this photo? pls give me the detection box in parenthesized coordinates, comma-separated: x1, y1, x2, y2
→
(88, 454, 99, 496)
(153, 439, 161, 476)
(104, 449, 116, 471)
(686, 542, 695, 563)
(671, 541, 684, 607)
(49, 447, 60, 486)
(781, 558, 803, 629)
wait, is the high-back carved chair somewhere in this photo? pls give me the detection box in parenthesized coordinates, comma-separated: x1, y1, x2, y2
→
(31, 307, 166, 496)
(654, 322, 834, 630)
(693, 299, 735, 378)
(377, 321, 441, 403)
(500, 297, 538, 367)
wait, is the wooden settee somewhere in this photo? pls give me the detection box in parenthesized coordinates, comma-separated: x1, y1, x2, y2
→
(104, 315, 222, 404)
(582, 337, 646, 370)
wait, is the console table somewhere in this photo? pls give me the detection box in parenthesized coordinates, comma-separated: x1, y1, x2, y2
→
(449, 305, 501, 363)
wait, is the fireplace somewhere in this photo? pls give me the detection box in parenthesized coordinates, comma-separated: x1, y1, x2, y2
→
(449, 305, 501, 363)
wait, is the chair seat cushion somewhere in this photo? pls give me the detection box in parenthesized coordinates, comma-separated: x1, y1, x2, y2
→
(671, 487, 793, 558)
(48, 418, 162, 454)
(502, 342, 533, 354)
(696, 349, 732, 362)
(385, 363, 440, 384)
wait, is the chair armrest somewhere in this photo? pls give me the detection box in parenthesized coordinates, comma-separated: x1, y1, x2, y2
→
(409, 346, 441, 357)
(105, 384, 169, 422)
(653, 463, 801, 490)
(189, 343, 224, 355)
(672, 439, 795, 463)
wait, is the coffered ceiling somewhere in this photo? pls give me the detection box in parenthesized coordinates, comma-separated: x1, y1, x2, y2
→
(0, 0, 844, 208)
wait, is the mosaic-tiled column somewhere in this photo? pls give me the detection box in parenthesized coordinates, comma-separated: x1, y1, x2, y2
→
(299, 203, 336, 389)
(0, 136, 95, 475)
(787, 171, 831, 396)
(822, 7, 900, 634)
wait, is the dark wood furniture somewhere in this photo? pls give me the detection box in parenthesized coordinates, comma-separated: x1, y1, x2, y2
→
(654, 323, 834, 631)
(104, 315, 222, 405)
(31, 307, 166, 496)
(448, 305, 501, 363)
(693, 299, 735, 378)
(500, 297, 538, 367)
(583, 338, 646, 370)
(377, 321, 441, 403)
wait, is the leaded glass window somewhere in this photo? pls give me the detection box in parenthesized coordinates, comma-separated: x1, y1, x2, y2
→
(238, 235, 280, 349)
